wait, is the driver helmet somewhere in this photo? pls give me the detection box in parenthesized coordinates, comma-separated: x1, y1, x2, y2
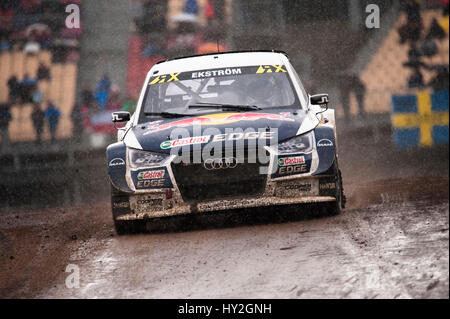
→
(247, 76, 277, 103)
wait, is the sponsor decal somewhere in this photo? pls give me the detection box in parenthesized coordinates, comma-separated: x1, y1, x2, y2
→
(198, 198, 260, 211)
(109, 158, 125, 167)
(160, 135, 211, 149)
(285, 184, 312, 192)
(136, 198, 163, 206)
(136, 179, 165, 188)
(256, 65, 287, 74)
(278, 156, 305, 167)
(317, 139, 333, 147)
(131, 168, 173, 189)
(278, 164, 308, 175)
(147, 65, 288, 86)
(319, 182, 336, 190)
(160, 132, 275, 149)
(192, 68, 242, 79)
(319, 178, 337, 196)
(137, 170, 165, 180)
(144, 112, 294, 135)
(149, 72, 181, 85)
(113, 201, 130, 209)
(211, 131, 274, 142)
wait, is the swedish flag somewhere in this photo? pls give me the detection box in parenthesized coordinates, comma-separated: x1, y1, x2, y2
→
(391, 91, 449, 148)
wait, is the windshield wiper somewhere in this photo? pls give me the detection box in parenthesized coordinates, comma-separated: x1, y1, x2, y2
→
(144, 112, 187, 118)
(188, 102, 262, 111)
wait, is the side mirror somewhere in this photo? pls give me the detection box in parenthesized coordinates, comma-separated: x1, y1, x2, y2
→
(310, 94, 329, 106)
(112, 111, 130, 123)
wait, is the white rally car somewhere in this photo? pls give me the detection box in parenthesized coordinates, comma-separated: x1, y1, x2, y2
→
(107, 50, 345, 234)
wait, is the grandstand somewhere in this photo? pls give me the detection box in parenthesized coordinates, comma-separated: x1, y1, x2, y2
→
(355, 9, 449, 115)
(0, 50, 77, 142)
(0, 0, 82, 144)
(126, 0, 232, 98)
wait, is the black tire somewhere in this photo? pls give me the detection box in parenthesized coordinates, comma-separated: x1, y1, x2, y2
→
(113, 219, 142, 235)
(328, 158, 346, 215)
(110, 183, 141, 235)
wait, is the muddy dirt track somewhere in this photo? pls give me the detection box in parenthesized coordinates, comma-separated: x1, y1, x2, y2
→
(0, 131, 448, 299)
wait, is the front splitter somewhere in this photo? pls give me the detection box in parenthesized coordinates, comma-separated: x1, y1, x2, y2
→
(117, 195, 336, 221)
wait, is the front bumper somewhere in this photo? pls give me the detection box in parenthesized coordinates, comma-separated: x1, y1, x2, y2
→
(114, 175, 337, 221)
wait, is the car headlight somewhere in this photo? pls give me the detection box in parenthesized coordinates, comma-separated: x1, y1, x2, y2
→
(128, 148, 169, 168)
(275, 132, 313, 154)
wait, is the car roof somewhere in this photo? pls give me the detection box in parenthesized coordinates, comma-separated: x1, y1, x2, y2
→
(149, 50, 290, 76)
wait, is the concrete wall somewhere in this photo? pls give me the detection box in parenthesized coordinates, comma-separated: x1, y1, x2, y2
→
(76, 0, 131, 100)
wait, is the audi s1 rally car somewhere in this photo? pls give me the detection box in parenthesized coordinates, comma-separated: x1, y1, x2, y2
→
(107, 50, 345, 234)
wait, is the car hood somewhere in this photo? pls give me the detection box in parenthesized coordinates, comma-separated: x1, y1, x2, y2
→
(124, 108, 319, 154)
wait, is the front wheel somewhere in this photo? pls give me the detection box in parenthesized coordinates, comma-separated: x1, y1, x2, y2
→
(328, 158, 346, 215)
(111, 183, 141, 235)
(113, 218, 142, 235)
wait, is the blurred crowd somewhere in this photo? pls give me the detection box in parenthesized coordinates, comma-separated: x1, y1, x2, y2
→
(0, 0, 84, 150)
(69, 74, 138, 140)
(0, 60, 61, 150)
(0, 0, 82, 62)
(78, 74, 137, 114)
(399, 0, 449, 91)
(130, 0, 228, 59)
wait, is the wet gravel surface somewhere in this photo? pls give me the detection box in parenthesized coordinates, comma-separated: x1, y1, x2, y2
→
(0, 134, 448, 299)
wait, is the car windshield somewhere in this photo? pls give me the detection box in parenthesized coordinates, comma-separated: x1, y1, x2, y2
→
(138, 65, 302, 123)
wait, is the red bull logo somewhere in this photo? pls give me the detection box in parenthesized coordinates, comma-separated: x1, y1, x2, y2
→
(143, 112, 294, 135)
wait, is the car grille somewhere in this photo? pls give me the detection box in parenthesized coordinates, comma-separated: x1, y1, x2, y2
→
(171, 153, 268, 202)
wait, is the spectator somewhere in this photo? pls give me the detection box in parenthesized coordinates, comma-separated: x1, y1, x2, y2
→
(31, 103, 45, 144)
(184, 0, 199, 15)
(81, 84, 95, 109)
(428, 66, 449, 92)
(420, 38, 438, 57)
(205, 0, 216, 23)
(23, 30, 41, 55)
(32, 87, 43, 105)
(71, 103, 83, 143)
(196, 22, 227, 54)
(403, 58, 427, 70)
(7, 75, 21, 104)
(407, 68, 425, 88)
(0, 103, 12, 150)
(443, 0, 449, 16)
(338, 74, 367, 120)
(37, 62, 51, 81)
(142, 32, 166, 58)
(136, 0, 166, 34)
(121, 95, 137, 114)
(106, 85, 122, 110)
(129, 0, 144, 23)
(425, 18, 447, 40)
(167, 22, 201, 57)
(408, 42, 422, 61)
(403, 0, 421, 22)
(44, 101, 61, 143)
(94, 74, 111, 109)
(20, 73, 38, 104)
(38, 28, 52, 49)
(398, 0, 423, 44)
(0, 34, 11, 52)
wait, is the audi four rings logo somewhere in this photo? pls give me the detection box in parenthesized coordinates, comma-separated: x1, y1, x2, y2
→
(203, 158, 239, 170)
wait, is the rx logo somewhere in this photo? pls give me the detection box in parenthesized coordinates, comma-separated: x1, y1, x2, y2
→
(256, 65, 287, 74)
(149, 72, 181, 85)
